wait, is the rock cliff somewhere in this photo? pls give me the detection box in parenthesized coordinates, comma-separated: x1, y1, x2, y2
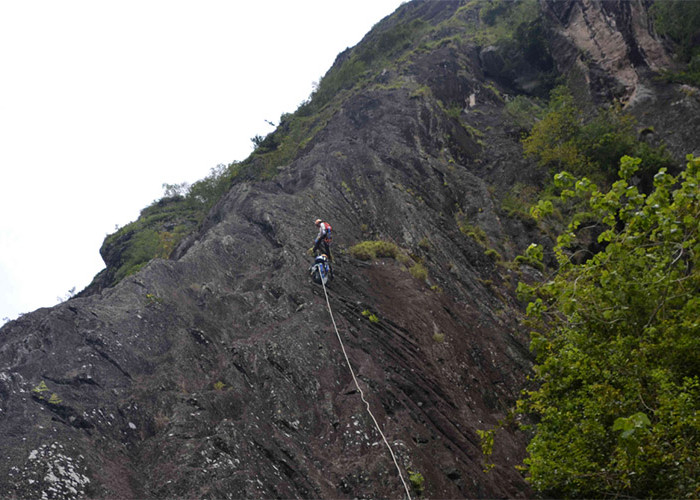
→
(1, 1, 696, 498)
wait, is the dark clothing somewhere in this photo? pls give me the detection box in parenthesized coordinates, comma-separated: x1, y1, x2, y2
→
(313, 239, 332, 261)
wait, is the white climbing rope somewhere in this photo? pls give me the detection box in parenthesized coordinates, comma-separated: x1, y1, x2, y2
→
(320, 276, 413, 500)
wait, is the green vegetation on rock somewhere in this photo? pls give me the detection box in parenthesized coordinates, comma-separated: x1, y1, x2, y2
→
(523, 86, 673, 184)
(102, 197, 197, 285)
(503, 95, 545, 131)
(457, 0, 540, 46)
(408, 261, 428, 281)
(500, 182, 541, 225)
(456, 211, 487, 245)
(349, 240, 429, 282)
(408, 469, 425, 496)
(361, 309, 380, 324)
(651, 0, 700, 85)
(97, 163, 241, 287)
(349, 240, 401, 261)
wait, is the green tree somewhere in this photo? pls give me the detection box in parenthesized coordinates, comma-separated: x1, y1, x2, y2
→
(516, 155, 700, 497)
(651, 0, 700, 63)
(187, 163, 233, 210)
(522, 87, 672, 184)
(521, 86, 589, 173)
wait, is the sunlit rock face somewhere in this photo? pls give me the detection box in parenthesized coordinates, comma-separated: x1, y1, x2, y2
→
(542, 0, 672, 102)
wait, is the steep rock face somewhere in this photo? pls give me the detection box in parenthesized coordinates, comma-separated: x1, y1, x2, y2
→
(0, 90, 533, 497)
(1, 73, 538, 498)
(541, 0, 673, 104)
(1, 1, 692, 498)
(540, 0, 699, 159)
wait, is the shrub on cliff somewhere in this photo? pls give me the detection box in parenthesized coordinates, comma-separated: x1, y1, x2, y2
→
(523, 86, 673, 186)
(349, 240, 429, 282)
(349, 240, 400, 260)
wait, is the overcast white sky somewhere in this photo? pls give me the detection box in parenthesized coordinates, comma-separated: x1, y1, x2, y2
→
(0, 0, 406, 323)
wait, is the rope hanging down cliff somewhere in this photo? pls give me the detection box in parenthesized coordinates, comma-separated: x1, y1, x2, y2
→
(320, 278, 412, 500)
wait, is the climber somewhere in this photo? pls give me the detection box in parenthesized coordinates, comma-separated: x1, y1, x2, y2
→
(309, 253, 333, 285)
(312, 218, 333, 261)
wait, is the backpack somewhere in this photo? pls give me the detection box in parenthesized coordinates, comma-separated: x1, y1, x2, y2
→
(310, 254, 331, 285)
(321, 222, 333, 243)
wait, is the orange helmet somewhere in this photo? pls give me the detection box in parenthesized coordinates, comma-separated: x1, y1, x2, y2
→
(314, 219, 322, 226)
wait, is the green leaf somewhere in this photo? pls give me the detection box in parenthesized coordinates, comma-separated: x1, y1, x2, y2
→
(613, 412, 650, 439)
(531, 199, 553, 219)
(618, 155, 641, 179)
(553, 171, 575, 189)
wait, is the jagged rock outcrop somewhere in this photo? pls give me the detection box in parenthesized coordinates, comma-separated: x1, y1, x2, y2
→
(1, 1, 695, 498)
(538, 0, 699, 159)
(541, 0, 673, 103)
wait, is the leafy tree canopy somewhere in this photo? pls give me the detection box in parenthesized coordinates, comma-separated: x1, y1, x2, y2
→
(516, 155, 700, 497)
(651, 0, 700, 63)
(651, 0, 700, 86)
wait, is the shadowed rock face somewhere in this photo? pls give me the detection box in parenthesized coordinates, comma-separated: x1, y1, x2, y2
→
(1, 1, 693, 498)
(0, 79, 534, 500)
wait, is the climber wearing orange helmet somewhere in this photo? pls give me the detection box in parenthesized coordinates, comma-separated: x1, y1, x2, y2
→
(313, 218, 333, 261)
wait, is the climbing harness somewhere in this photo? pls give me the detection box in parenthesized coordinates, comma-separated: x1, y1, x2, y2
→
(320, 222, 332, 244)
(319, 278, 413, 500)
